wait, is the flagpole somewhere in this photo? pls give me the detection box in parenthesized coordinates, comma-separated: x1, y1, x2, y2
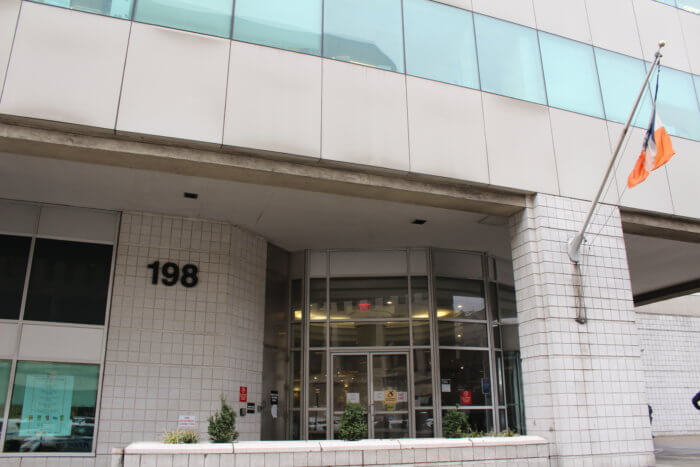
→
(567, 41, 666, 263)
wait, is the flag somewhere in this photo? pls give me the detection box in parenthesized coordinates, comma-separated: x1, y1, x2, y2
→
(627, 93, 675, 188)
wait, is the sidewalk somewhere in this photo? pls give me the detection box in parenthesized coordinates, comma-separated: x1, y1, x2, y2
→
(654, 435, 700, 466)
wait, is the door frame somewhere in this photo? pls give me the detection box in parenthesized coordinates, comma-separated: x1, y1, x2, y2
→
(329, 350, 414, 439)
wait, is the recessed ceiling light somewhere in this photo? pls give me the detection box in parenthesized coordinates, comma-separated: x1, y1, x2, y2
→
(184, 192, 199, 199)
(412, 219, 427, 225)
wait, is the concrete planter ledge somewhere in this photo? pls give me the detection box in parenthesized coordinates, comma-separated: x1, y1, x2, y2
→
(118, 436, 550, 466)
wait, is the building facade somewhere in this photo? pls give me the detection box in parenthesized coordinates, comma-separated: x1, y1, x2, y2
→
(0, 0, 699, 466)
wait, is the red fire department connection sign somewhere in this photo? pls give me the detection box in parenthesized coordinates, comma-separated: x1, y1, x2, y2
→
(239, 386, 248, 402)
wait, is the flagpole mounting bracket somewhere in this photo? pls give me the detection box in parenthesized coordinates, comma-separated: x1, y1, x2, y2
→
(567, 233, 585, 263)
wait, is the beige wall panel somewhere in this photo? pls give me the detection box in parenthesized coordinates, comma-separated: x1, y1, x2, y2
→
(532, 0, 591, 43)
(0, 198, 38, 235)
(0, 0, 21, 98)
(0, 323, 18, 358)
(665, 137, 700, 219)
(608, 122, 674, 214)
(321, 60, 409, 172)
(18, 324, 104, 363)
(38, 205, 119, 244)
(406, 77, 489, 184)
(632, 0, 690, 72)
(224, 42, 321, 158)
(471, 0, 536, 28)
(117, 23, 229, 144)
(549, 109, 617, 202)
(482, 93, 558, 194)
(679, 11, 700, 75)
(0, 2, 129, 129)
(585, 0, 643, 58)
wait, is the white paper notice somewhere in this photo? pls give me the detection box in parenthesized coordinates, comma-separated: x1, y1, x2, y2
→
(441, 383, 451, 392)
(346, 392, 360, 404)
(373, 391, 385, 401)
(178, 415, 197, 429)
(397, 391, 407, 403)
(271, 405, 278, 419)
(20, 374, 74, 437)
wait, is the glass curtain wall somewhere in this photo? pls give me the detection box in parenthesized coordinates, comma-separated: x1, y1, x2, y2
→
(292, 248, 523, 439)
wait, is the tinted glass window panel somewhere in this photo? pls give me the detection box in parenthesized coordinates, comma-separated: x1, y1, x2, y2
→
(441, 409, 493, 433)
(594, 48, 652, 127)
(677, 0, 700, 13)
(435, 277, 485, 320)
(539, 32, 604, 118)
(413, 349, 432, 407)
(233, 0, 322, 55)
(655, 0, 676, 5)
(33, 0, 133, 19)
(292, 351, 301, 408)
(134, 0, 233, 38)
(308, 351, 326, 408)
(0, 360, 9, 433)
(474, 14, 547, 104)
(695, 75, 700, 109)
(4, 361, 99, 453)
(323, 0, 404, 72)
(309, 323, 327, 347)
(438, 321, 488, 347)
(415, 409, 433, 437)
(653, 66, 700, 140)
(403, 0, 478, 88)
(439, 349, 492, 406)
(411, 277, 430, 319)
(0, 235, 31, 320)
(309, 278, 327, 321)
(330, 321, 410, 347)
(329, 277, 408, 320)
(412, 320, 431, 346)
(24, 239, 112, 325)
(307, 410, 326, 439)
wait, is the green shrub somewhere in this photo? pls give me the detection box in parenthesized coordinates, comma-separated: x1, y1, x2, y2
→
(208, 398, 239, 443)
(442, 408, 470, 438)
(163, 429, 200, 444)
(337, 403, 367, 441)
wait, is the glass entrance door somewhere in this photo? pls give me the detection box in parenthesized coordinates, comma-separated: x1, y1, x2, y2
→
(332, 352, 410, 439)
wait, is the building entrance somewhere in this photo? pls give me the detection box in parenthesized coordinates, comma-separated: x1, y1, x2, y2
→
(331, 352, 410, 439)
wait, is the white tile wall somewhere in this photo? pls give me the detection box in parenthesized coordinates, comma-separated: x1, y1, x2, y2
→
(0, 0, 21, 99)
(509, 193, 654, 464)
(96, 212, 267, 456)
(638, 312, 700, 435)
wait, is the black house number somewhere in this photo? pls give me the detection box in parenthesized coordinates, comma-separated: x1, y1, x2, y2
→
(147, 261, 199, 288)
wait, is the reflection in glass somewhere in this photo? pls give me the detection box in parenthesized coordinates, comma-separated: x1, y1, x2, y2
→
(323, 0, 405, 72)
(291, 410, 300, 440)
(654, 66, 700, 140)
(0, 360, 10, 433)
(403, 0, 478, 88)
(372, 354, 408, 412)
(438, 322, 488, 347)
(415, 409, 434, 437)
(474, 14, 547, 104)
(329, 277, 408, 320)
(134, 0, 233, 38)
(330, 322, 410, 347)
(439, 349, 492, 407)
(332, 355, 368, 412)
(309, 351, 326, 408)
(413, 349, 432, 407)
(412, 320, 431, 346)
(290, 323, 301, 349)
(504, 351, 526, 434)
(309, 323, 326, 347)
(435, 278, 485, 320)
(34, 0, 133, 19)
(594, 48, 652, 127)
(292, 351, 301, 408)
(309, 278, 327, 320)
(411, 277, 430, 319)
(442, 409, 493, 433)
(539, 32, 604, 118)
(678, 0, 700, 13)
(0, 235, 31, 320)
(4, 362, 99, 453)
(373, 413, 409, 438)
(290, 279, 302, 321)
(308, 410, 326, 439)
(233, 0, 322, 55)
(496, 284, 517, 320)
(24, 239, 112, 325)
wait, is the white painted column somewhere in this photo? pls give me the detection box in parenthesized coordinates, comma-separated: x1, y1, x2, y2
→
(509, 194, 654, 466)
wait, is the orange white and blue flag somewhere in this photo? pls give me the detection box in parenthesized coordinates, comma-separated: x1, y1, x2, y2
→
(627, 97, 676, 188)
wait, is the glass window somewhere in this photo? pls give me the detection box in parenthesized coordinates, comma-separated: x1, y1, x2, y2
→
(594, 48, 652, 127)
(134, 0, 233, 38)
(323, 0, 404, 72)
(291, 351, 301, 408)
(412, 320, 430, 346)
(474, 14, 547, 105)
(309, 351, 326, 408)
(0, 235, 31, 320)
(435, 278, 485, 320)
(233, 0, 322, 55)
(309, 323, 326, 347)
(290, 279, 302, 321)
(411, 277, 429, 319)
(654, 66, 700, 141)
(4, 361, 100, 453)
(330, 321, 410, 347)
(439, 349, 491, 407)
(415, 409, 433, 437)
(655, 0, 676, 5)
(0, 360, 10, 433)
(307, 410, 326, 439)
(290, 323, 301, 348)
(438, 322, 488, 347)
(442, 409, 493, 433)
(309, 278, 327, 321)
(23, 239, 112, 325)
(695, 75, 700, 109)
(678, 0, 700, 13)
(413, 349, 432, 407)
(329, 277, 408, 320)
(403, 0, 478, 88)
(539, 32, 604, 118)
(32, 0, 133, 19)
(496, 284, 517, 320)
